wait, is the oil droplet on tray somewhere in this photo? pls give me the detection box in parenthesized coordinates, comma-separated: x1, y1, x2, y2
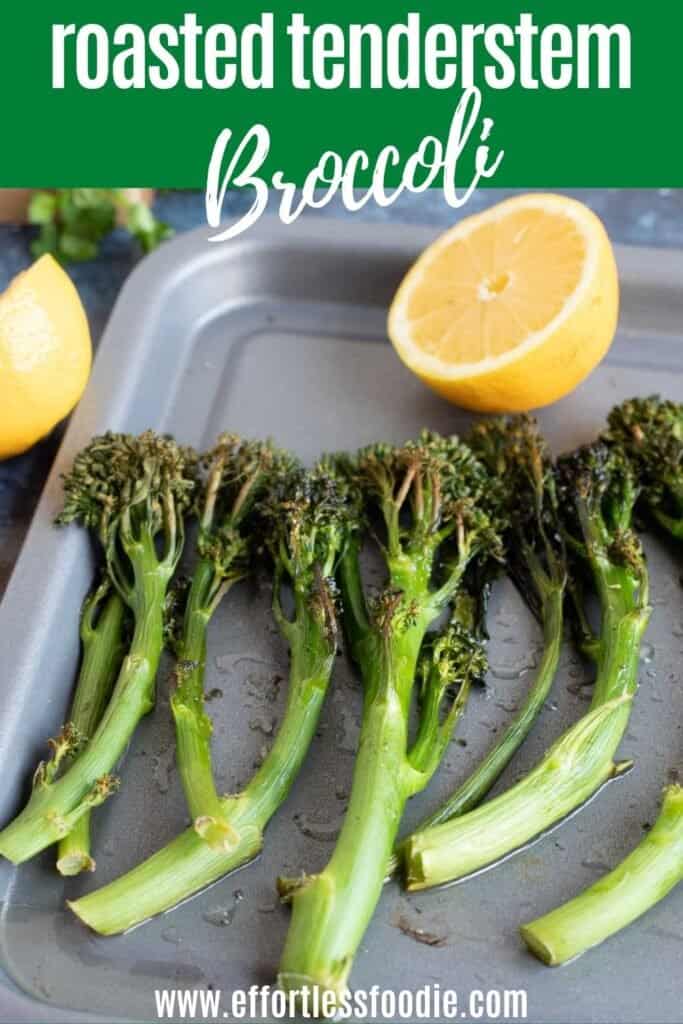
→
(203, 890, 244, 927)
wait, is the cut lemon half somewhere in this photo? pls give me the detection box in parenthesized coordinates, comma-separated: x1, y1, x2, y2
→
(388, 194, 619, 412)
(0, 255, 91, 459)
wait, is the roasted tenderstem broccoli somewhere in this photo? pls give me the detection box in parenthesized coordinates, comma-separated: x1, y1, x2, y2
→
(0, 432, 197, 865)
(169, 435, 289, 850)
(606, 396, 683, 540)
(517, 395, 683, 966)
(69, 459, 357, 934)
(521, 783, 683, 965)
(402, 442, 651, 890)
(277, 432, 502, 1011)
(394, 416, 565, 861)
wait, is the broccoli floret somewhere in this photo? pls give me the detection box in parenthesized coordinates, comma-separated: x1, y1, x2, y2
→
(606, 396, 683, 539)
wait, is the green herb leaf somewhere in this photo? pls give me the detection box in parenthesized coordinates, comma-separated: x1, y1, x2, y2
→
(28, 191, 57, 226)
(28, 189, 172, 264)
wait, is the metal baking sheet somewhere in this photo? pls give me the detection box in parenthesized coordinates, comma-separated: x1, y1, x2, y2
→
(0, 218, 681, 1024)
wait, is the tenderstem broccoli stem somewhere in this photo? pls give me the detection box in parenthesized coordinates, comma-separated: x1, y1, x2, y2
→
(70, 822, 262, 936)
(68, 597, 335, 935)
(278, 628, 426, 1002)
(521, 784, 683, 965)
(652, 509, 683, 539)
(406, 695, 632, 890)
(387, 581, 563, 877)
(416, 583, 563, 833)
(245, 596, 333, 824)
(170, 560, 238, 850)
(403, 566, 650, 890)
(56, 587, 126, 876)
(0, 547, 168, 865)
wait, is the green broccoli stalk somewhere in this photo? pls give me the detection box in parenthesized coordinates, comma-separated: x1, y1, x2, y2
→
(396, 416, 565, 853)
(56, 583, 127, 876)
(0, 432, 197, 865)
(170, 436, 286, 850)
(277, 432, 501, 1011)
(606, 396, 683, 540)
(403, 442, 651, 890)
(68, 460, 356, 935)
(521, 783, 683, 965)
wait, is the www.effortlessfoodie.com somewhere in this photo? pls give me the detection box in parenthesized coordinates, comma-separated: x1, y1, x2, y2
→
(154, 983, 529, 1020)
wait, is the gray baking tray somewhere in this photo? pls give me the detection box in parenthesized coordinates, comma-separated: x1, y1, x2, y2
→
(0, 218, 681, 1024)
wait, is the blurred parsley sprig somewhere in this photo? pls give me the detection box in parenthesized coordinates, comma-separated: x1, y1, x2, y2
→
(28, 189, 173, 263)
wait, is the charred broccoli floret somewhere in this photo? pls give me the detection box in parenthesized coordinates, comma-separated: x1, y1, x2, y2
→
(606, 395, 683, 539)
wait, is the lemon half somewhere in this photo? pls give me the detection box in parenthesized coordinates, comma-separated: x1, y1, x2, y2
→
(0, 255, 91, 459)
(388, 194, 619, 412)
